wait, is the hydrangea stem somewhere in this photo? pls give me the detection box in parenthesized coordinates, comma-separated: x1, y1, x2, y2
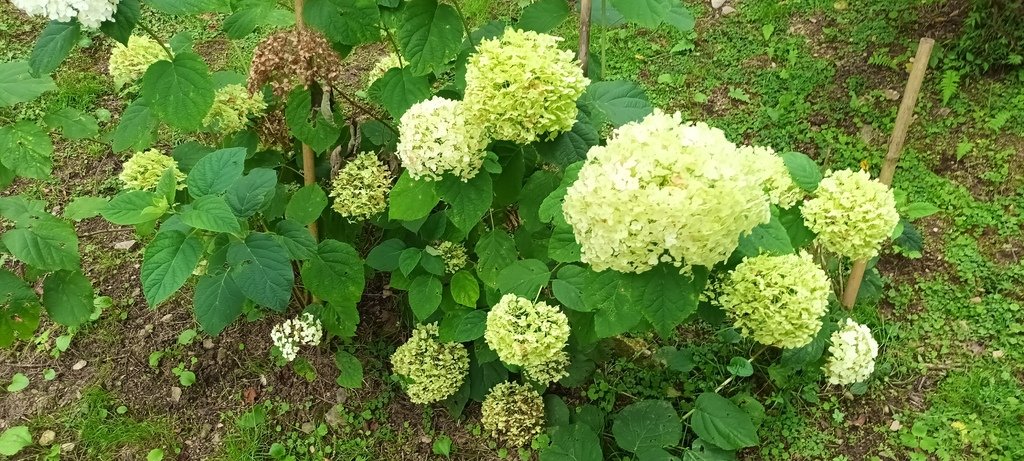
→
(294, 0, 319, 241)
(137, 23, 174, 59)
(841, 37, 934, 308)
(680, 346, 767, 420)
(450, 0, 475, 48)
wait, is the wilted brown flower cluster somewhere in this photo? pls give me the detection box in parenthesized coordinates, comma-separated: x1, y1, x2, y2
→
(248, 28, 345, 99)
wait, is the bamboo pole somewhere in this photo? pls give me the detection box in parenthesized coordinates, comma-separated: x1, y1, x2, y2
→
(841, 37, 934, 308)
(295, 0, 319, 240)
(578, 0, 592, 73)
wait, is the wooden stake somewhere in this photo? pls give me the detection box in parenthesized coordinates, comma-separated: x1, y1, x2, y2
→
(841, 37, 934, 308)
(578, 0, 592, 73)
(295, 0, 319, 241)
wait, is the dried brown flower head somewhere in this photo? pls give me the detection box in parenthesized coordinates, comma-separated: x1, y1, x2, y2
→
(248, 28, 345, 100)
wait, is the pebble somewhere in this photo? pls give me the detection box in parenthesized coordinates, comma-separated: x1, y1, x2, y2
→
(889, 420, 902, 431)
(883, 89, 900, 100)
(711, 0, 726, 8)
(301, 422, 315, 434)
(721, 5, 737, 15)
(60, 443, 75, 452)
(202, 338, 215, 350)
(39, 430, 56, 446)
(72, 360, 87, 371)
(325, 405, 344, 427)
(112, 240, 137, 250)
(170, 386, 182, 402)
(160, 314, 173, 322)
(970, 296, 982, 304)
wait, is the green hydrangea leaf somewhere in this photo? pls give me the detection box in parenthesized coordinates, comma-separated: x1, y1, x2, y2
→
(100, 0, 141, 45)
(301, 239, 365, 306)
(780, 151, 822, 192)
(180, 195, 241, 234)
(389, 171, 440, 221)
(228, 233, 294, 311)
(612, 400, 682, 453)
(496, 259, 550, 298)
(194, 272, 245, 335)
(141, 229, 203, 306)
(367, 67, 431, 119)
(101, 190, 166, 225)
(690, 393, 759, 451)
(409, 274, 442, 320)
(635, 265, 704, 338)
(112, 99, 159, 152)
(0, 270, 40, 348)
(475, 230, 517, 288)
(225, 168, 277, 218)
(146, 0, 227, 15)
(141, 52, 215, 130)
(365, 239, 407, 271)
(1, 214, 80, 271)
(284, 87, 341, 153)
(29, 21, 81, 76)
(274, 219, 318, 260)
(186, 147, 246, 198)
(518, 0, 570, 33)
(398, 0, 464, 76)
(44, 107, 99, 140)
(582, 80, 653, 127)
(303, 0, 380, 46)
(285, 184, 328, 226)
(42, 270, 94, 327)
(449, 270, 480, 307)
(0, 61, 55, 107)
(335, 350, 364, 388)
(0, 121, 54, 179)
(440, 173, 493, 232)
(0, 426, 32, 456)
(438, 308, 486, 342)
(541, 423, 603, 461)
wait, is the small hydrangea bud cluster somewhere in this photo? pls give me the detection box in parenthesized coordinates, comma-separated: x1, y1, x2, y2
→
(247, 29, 344, 100)
(480, 382, 545, 447)
(118, 149, 184, 191)
(366, 53, 403, 87)
(435, 241, 468, 274)
(396, 97, 488, 181)
(12, 0, 119, 29)
(738, 145, 804, 209)
(329, 152, 393, 222)
(801, 169, 900, 260)
(203, 84, 267, 134)
(390, 323, 469, 404)
(718, 252, 831, 348)
(485, 294, 571, 384)
(270, 313, 323, 362)
(823, 319, 878, 385)
(108, 35, 171, 90)
(562, 111, 772, 273)
(463, 29, 590, 144)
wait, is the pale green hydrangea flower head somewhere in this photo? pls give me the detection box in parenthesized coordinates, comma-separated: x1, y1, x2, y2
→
(329, 152, 393, 222)
(119, 149, 185, 191)
(396, 97, 488, 181)
(738, 145, 803, 209)
(463, 29, 590, 144)
(481, 381, 545, 447)
(367, 52, 403, 87)
(390, 323, 469, 404)
(108, 35, 171, 89)
(522, 350, 569, 384)
(436, 241, 468, 274)
(824, 318, 878, 385)
(485, 294, 570, 369)
(203, 84, 267, 134)
(719, 252, 831, 349)
(562, 110, 772, 273)
(801, 169, 900, 260)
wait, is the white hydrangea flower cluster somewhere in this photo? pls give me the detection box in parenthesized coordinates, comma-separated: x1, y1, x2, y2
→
(203, 84, 267, 134)
(562, 111, 772, 273)
(485, 294, 570, 383)
(718, 252, 831, 349)
(367, 52, 402, 87)
(481, 381, 545, 447)
(396, 97, 488, 181)
(270, 313, 323, 362)
(12, 0, 119, 29)
(738, 145, 803, 209)
(824, 319, 879, 385)
(330, 152, 393, 221)
(108, 35, 171, 89)
(463, 29, 590, 144)
(118, 149, 184, 191)
(390, 323, 470, 404)
(801, 169, 900, 260)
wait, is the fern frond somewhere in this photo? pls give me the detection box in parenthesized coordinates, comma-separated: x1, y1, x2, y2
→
(940, 70, 961, 105)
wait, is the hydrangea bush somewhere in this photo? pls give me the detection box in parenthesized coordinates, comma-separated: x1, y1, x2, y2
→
(0, 0, 928, 458)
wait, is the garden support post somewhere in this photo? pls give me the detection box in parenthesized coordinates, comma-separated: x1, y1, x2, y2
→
(579, 0, 592, 73)
(841, 37, 935, 308)
(294, 0, 319, 241)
